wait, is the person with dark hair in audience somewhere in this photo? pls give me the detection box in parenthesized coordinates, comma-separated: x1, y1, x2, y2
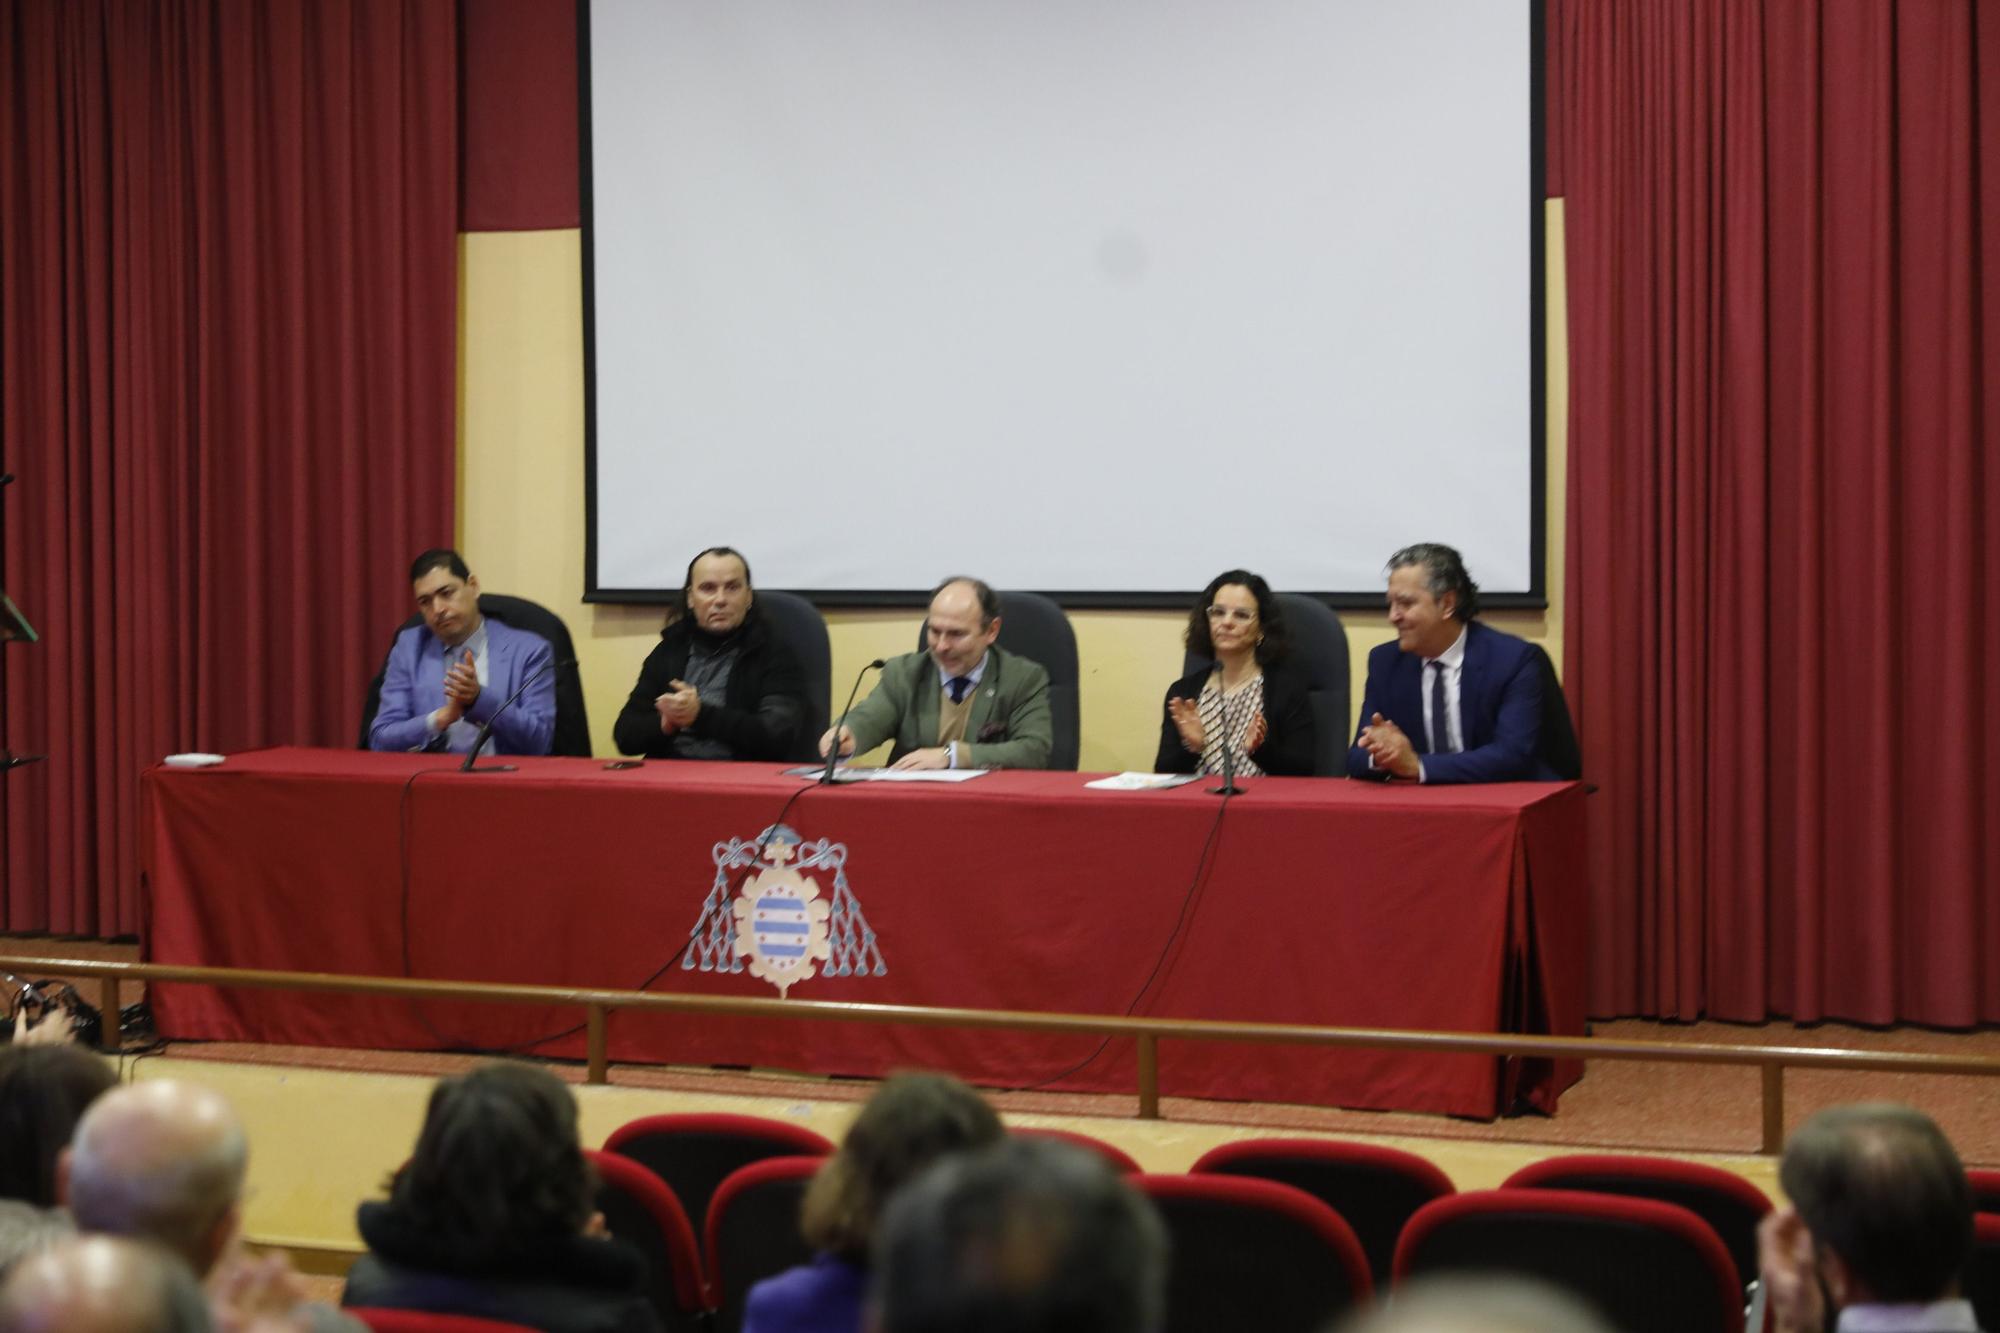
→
(342, 1062, 660, 1333)
(871, 1135, 1167, 1333)
(369, 548, 556, 757)
(1349, 542, 1563, 783)
(613, 546, 809, 762)
(819, 576, 1052, 771)
(0, 1234, 214, 1333)
(743, 1072, 1004, 1333)
(1758, 1102, 1982, 1333)
(0, 1046, 116, 1210)
(0, 1046, 116, 1277)
(1155, 569, 1316, 777)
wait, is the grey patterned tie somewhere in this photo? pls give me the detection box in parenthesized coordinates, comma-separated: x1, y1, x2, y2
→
(1429, 660, 1452, 754)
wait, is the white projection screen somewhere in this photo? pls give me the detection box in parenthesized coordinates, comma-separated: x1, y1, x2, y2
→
(584, 0, 1541, 604)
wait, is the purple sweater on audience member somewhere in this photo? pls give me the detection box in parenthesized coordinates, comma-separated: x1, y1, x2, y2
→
(741, 1253, 868, 1333)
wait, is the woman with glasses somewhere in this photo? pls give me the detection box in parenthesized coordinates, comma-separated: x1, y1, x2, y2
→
(1154, 570, 1317, 777)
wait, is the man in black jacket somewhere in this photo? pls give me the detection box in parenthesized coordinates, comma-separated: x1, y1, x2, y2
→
(612, 547, 807, 762)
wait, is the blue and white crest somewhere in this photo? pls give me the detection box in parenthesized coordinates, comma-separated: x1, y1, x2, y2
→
(684, 824, 886, 997)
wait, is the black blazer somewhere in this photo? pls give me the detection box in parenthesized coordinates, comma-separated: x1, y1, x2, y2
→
(611, 613, 806, 761)
(1154, 657, 1317, 776)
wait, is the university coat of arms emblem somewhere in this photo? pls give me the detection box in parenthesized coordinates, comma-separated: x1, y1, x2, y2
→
(684, 824, 885, 998)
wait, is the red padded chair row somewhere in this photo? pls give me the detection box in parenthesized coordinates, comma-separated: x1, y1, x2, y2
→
(1396, 1189, 1745, 1333)
(347, 1313, 542, 1333)
(595, 1113, 1770, 1333)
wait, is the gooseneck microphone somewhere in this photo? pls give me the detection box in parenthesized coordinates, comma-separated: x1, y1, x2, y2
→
(819, 658, 886, 786)
(460, 656, 574, 773)
(1208, 685, 1244, 797)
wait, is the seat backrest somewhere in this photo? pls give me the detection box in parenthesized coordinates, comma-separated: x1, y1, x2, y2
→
(347, 1311, 544, 1333)
(1530, 641, 1582, 780)
(1504, 1153, 1771, 1292)
(1135, 1173, 1372, 1333)
(1191, 1137, 1454, 1289)
(603, 1113, 835, 1248)
(704, 1155, 826, 1333)
(1010, 1127, 1142, 1174)
(754, 591, 831, 762)
(1969, 1212, 2000, 1333)
(1395, 1189, 1743, 1333)
(584, 1148, 709, 1331)
(1180, 593, 1348, 776)
(915, 591, 1080, 769)
(357, 593, 591, 756)
(1968, 1168, 2000, 1215)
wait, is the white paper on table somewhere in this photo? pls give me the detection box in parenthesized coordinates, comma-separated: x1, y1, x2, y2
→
(1083, 772, 1203, 791)
(782, 765, 989, 783)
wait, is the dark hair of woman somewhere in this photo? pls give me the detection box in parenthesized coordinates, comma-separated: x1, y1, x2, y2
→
(1182, 568, 1290, 667)
(0, 1045, 119, 1206)
(390, 1063, 595, 1251)
(799, 1072, 1003, 1261)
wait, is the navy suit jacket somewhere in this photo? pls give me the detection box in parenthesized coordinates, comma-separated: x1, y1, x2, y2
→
(1346, 620, 1562, 784)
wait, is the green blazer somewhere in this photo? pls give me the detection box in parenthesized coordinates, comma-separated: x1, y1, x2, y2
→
(841, 646, 1053, 770)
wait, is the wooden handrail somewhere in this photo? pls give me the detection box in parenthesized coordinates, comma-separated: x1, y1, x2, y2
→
(9, 953, 1998, 1153)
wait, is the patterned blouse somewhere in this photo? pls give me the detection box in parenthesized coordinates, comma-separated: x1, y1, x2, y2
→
(1197, 671, 1265, 778)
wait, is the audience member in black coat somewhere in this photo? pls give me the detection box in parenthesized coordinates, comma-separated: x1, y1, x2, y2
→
(342, 1063, 661, 1333)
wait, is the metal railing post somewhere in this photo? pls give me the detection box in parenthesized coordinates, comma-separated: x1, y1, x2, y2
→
(1137, 1034, 1159, 1119)
(587, 1004, 609, 1085)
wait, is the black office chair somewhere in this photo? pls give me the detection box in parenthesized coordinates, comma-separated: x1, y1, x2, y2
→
(1180, 592, 1348, 776)
(755, 590, 830, 763)
(358, 593, 591, 756)
(916, 591, 1080, 770)
(1530, 642, 1584, 781)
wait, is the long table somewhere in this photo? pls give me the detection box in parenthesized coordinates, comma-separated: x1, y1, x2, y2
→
(141, 748, 1589, 1117)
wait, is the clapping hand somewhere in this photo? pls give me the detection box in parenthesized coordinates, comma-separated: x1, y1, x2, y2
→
(438, 650, 479, 724)
(1167, 697, 1206, 753)
(655, 680, 701, 734)
(1357, 712, 1419, 779)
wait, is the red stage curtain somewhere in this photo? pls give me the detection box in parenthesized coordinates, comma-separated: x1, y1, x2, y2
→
(1554, 1, 2000, 1023)
(460, 0, 579, 231)
(0, 1, 458, 935)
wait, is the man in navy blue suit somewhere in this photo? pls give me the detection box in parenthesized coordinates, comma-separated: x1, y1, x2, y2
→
(1348, 543, 1565, 784)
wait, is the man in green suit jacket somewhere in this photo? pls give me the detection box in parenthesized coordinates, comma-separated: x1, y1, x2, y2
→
(819, 577, 1053, 770)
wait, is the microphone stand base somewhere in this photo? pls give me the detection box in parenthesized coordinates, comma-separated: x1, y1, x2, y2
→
(1206, 780, 1245, 796)
(460, 763, 519, 774)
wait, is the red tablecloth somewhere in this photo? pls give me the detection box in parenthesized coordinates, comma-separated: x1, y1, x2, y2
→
(142, 748, 1588, 1117)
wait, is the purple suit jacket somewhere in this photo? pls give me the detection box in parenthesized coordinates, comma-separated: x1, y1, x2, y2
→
(741, 1254, 868, 1333)
(368, 617, 556, 757)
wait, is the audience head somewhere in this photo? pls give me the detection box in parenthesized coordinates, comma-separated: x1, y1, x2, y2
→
(391, 1062, 594, 1252)
(1183, 569, 1288, 667)
(676, 546, 756, 635)
(408, 548, 480, 648)
(63, 1080, 247, 1277)
(926, 578, 1002, 678)
(1331, 1275, 1613, 1333)
(801, 1073, 1003, 1263)
(0, 1046, 118, 1207)
(0, 1234, 212, 1333)
(1385, 542, 1479, 658)
(872, 1136, 1166, 1333)
(1777, 1102, 1972, 1306)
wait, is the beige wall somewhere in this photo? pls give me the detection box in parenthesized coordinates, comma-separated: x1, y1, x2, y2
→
(457, 202, 1567, 771)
